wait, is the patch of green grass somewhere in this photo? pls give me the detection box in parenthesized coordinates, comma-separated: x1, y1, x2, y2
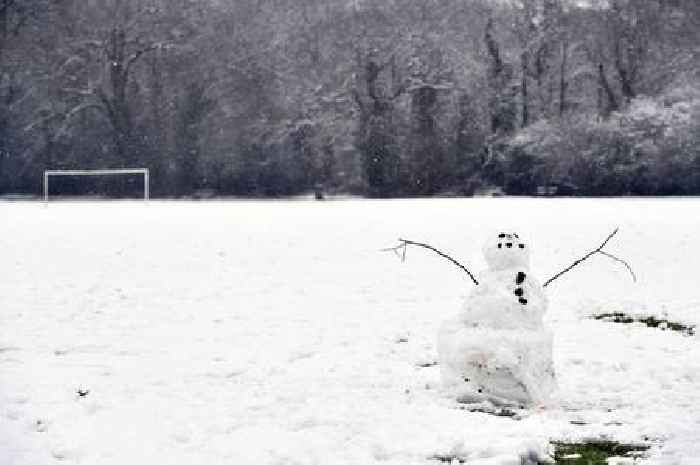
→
(429, 454, 467, 464)
(430, 440, 649, 464)
(593, 312, 695, 336)
(552, 440, 649, 464)
(593, 312, 635, 324)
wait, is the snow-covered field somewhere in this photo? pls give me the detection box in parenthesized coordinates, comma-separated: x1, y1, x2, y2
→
(1, 198, 699, 465)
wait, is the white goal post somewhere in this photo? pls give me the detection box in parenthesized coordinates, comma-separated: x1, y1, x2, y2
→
(43, 169, 150, 202)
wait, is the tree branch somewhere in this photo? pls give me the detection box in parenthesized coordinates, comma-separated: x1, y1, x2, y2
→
(125, 43, 163, 74)
(382, 239, 479, 286)
(543, 228, 636, 288)
(391, 81, 407, 100)
(61, 87, 96, 97)
(55, 102, 108, 138)
(95, 87, 117, 127)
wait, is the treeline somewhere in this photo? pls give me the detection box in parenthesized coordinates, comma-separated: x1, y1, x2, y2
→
(1, 0, 699, 198)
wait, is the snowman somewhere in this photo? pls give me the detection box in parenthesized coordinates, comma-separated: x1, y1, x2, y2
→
(385, 229, 633, 407)
(437, 232, 555, 406)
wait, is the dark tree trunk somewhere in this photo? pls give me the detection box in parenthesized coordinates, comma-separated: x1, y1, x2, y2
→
(485, 18, 516, 135)
(559, 40, 568, 117)
(598, 63, 619, 118)
(175, 82, 212, 196)
(355, 53, 404, 197)
(521, 51, 529, 127)
(408, 85, 444, 195)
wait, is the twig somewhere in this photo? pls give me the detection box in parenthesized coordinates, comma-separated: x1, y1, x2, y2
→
(543, 228, 636, 287)
(382, 241, 407, 261)
(598, 250, 637, 283)
(382, 239, 479, 286)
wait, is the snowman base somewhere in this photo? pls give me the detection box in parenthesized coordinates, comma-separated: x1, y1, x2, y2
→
(438, 320, 556, 407)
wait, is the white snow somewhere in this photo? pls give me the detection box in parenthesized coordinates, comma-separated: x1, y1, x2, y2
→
(1, 198, 700, 464)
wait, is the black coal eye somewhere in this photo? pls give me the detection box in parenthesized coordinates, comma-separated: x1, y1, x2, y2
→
(519, 244, 525, 249)
(516, 272, 526, 284)
(498, 233, 506, 238)
(498, 243, 502, 249)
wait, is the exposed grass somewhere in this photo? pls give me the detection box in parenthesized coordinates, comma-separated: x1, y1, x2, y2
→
(552, 440, 649, 464)
(456, 404, 520, 418)
(429, 440, 649, 464)
(417, 361, 439, 368)
(593, 312, 695, 336)
(429, 454, 467, 464)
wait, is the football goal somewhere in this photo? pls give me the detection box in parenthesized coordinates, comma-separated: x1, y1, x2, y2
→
(43, 169, 150, 202)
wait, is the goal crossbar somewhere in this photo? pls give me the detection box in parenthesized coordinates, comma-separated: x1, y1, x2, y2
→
(44, 168, 150, 202)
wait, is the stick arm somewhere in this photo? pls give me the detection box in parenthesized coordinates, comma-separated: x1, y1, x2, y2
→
(543, 228, 636, 288)
(382, 238, 479, 286)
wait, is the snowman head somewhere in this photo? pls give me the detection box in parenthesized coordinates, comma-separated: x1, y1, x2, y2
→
(482, 232, 531, 271)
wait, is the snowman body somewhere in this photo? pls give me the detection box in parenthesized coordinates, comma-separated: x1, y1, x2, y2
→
(437, 233, 556, 406)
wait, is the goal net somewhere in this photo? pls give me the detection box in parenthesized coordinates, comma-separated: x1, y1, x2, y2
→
(43, 169, 150, 202)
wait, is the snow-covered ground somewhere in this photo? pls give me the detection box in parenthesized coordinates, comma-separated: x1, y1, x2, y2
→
(1, 198, 699, 465)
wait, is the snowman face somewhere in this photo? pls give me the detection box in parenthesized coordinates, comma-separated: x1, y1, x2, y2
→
(483, 232, 531, 271)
